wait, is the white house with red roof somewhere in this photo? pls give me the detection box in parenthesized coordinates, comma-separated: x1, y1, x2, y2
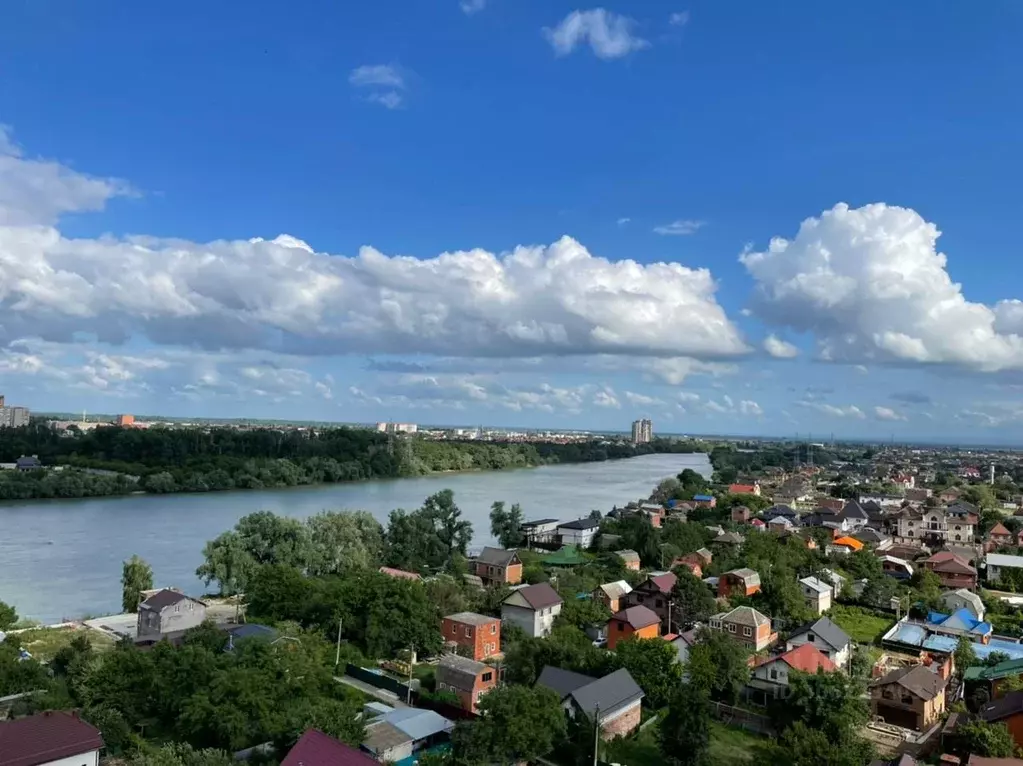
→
(748, 643, 837, 702)
(0, 711, 104, 766)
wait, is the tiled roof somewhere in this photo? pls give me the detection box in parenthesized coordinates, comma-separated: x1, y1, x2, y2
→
(870, 665, 947, 701)
(788, 616, 851, 651)
(506, 582, 563, 610)
(989, 522, 1012, 537)
(717, 605, 770, 628)
(139, 588, 199, 611)
(724, 568, 760, 587)
(281, 729, 378, 766)
(0, 712, 103, 766)
(779, 643, 837, 673)
(476, 547, 519, 567)
(833, 536, 864, 551)
(647, 572, 677, 594)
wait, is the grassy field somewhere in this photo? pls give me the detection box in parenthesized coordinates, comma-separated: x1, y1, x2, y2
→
(603, 721, 770, 765)
(11, 626, 117, 662)
(829, 604, 894, 644)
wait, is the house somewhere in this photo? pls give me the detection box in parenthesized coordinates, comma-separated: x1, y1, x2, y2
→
(615, 549, 641, 571)
(714, 531, 745, 546)
(666, 628, 699, 667)
(855, 528, 891, 547)
(693, 494, 716, 507)
(15, 455, 41, 471)
(521, 518, 561, 546)
(621, 573, 677, 632)
(594, 580, 633, 613)
(941, 588, 985, 621)
(964, 658, 1023, 706)
(638, 503, 665, 528)
(750, 518, 767, 531)
(501, 582, 563, 637)
(920, 551, 978, 590)
(899, 506, 978, 544)
(870, 665, 948, 731)
(767, 516, 794, 533)
(967, 756, 1023, 766)
(442, 612, 501, 661)
(536, 666, 645, 740)
(787, 616, 853, 670)
(819, 568, 847, 594)
(436, 654, 497, 714)
(986, 519, 1010, 548)
(729, 483, 761, 496)
(925, 608, 992, 643)
(905, 488, 932, 503)
(837, 501, 870, 532)
(749, 643, 837, 702)
(672, 557, 702, 578)
(0, 711, 104, 766)
(939, 487, 963, 504)
(557, 518, 600, 548)
(731, 505, 752, 523)
(978, 690, 1023, 753)
(607, 605, 660, 650)
(362, 708, 454, 764)
(764, 504, 798, 522)
(281, 729, 379, 766)
(136, 589, 207, 643)
(718, 568, 761, 599)
(709, 606, 777, 651)
(833, 535, 865, 553)
(879, 555, 915, 580)
(799, 576, 833, 615)
(472, 547, 523, 586)
(986, 553, 1023, 584)
(378, 566, 422, 581)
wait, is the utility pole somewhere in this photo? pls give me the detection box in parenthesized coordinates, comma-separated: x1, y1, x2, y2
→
(592, 703, 601, 766)
(406, 645, 415, 705)
(334, 617, 343, 667)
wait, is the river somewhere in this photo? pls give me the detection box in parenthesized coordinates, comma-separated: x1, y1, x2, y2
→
(0, 452, 710, 623)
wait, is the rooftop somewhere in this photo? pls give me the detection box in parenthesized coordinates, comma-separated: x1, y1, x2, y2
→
(445, 611, 498, 626)
(0, 711, 104, 766)
(282, 729, 378, 766)
(611, 605, 660, 630)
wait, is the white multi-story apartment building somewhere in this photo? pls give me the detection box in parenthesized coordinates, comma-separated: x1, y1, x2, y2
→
(631, 419, 653, 444)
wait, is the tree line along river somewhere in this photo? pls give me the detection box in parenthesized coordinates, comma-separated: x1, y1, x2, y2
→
(0, 452, 710, 624)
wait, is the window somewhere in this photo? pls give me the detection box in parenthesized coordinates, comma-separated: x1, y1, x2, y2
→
(465, 627, 471, 637)
(744, 627, 752, 637)
(490, 624, 497, 634)
(770, 669, 778, 680)
(727, 623, 736, 633)
(882, 689, 893, 700)
(451, 624, 457, 634)
(655, 599, 664, 609)
(482, 671, 493, 682)
(637, 595, 645, 603)
(807, 633, 815, 642)
(618, 622, 625, 632)
(901, 694, 913, 705)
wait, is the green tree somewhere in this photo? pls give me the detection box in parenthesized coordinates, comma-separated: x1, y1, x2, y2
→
(659, 684, 712, 766)
(911, 568, 943, 609)
(777, 722, 873, 766)
(0, 599, 17, 630)
(451, 685, 566, 764)
(686, 628, 750, 703)
(196, 531, 255, 595)
(954, 718, 1018, 759)
(955, 635, 979, 679)
(423, 490, 473, 566)
(490, 501, 525, 548)
(385, 508, 439, 572)
(651, 477, 682, 504)
(669, 570, 717, 628)
(773, 670, 868, 742)
(306, 510, 383, 575)
(614, 635, 683, 709)
(122, 555, 154, 613)
(128, 742, 235, 766)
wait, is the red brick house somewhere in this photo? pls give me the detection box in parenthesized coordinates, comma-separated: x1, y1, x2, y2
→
(472, 547, 523, 586)
(442, 612, 501, 661)
(731, 505, 751, 523)
(436, 654, 497, 714)
(672, 558, 702, 578)
(621, 573, 677, 632)
(718, 568, 762, 598)
(536, 666, 644, 740)
(921, 551, 978, 590)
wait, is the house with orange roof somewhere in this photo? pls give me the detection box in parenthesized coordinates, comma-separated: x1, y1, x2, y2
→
(827, 536, 864, 556)
(729, 483, 761, 496)
(987, 522, 1014, 551)
(748, 643, 837, 702)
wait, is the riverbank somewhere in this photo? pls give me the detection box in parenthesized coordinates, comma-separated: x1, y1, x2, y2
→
(0, 452, 710, 622)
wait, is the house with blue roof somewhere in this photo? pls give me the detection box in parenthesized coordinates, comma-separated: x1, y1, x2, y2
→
(693, 494, 716, 508)
(925, 609, 993, 642)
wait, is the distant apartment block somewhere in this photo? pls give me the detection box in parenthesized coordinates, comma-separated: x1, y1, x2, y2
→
(631, 419, 653, 444)
(116, 413, 135, 426)
(0, 395, 30, 428)
(376, 422, 418, 434)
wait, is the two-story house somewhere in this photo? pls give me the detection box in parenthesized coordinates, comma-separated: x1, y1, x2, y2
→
(520, 519, 561, 546)
(898, 505, 977, 544)
(136, 589, 207, 644)
(786, 616, 853, 670)
(593, 580, 633, 613)
(709, 606, 776, 651)
(621, 573, 677, 632)
(718, 568, 761, 599)
(472, 547, 523, 586)
(870, 665, 948, 731)
(836, 501, 870, 532)
(0, 711, 104, 766)
(799, 576, 833, 615)
(987, 522, 1015, 552)
(557, 518, 600, 548)
(436, 654, 497, 714)
(442, 612, 501, 661)
(941, 588, 985, 621)
(501, 583, 563, 637)
(749, 643, 837, 702)
(615, 550, 641, 571)
(985, 553, 1023, 585)
(920, 551, 978, 590)
(607, 605, 660, 650)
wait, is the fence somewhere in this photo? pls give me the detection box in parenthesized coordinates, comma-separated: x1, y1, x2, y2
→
(344, 663, 418, 700)
(710, 701, 775, 736)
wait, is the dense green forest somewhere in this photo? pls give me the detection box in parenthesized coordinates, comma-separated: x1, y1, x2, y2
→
(0, 424, 705, 500)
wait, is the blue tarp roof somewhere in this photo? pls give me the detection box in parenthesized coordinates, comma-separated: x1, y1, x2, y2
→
(693, 494, 714, 501)
(926, 609, 992, 635)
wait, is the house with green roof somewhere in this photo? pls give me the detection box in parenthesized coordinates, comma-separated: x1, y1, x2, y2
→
(963, 657, 1023, 709)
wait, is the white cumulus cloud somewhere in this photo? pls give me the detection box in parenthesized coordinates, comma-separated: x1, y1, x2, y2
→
(796, 401, 866, 419)
(624, 391, 664, 407)
(741, 202, 1023, 371)
(669, 11, 690, 26)
(544, 9, 649, 60)
(653, 219, 705, 236)
(348, 65, 404, 89)
(874, 406, 907, 422)
(763, 334, 799, 359)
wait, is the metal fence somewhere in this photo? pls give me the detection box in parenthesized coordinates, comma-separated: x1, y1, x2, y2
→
(710, 701, 775, 736)
(344, 663, 418, 699)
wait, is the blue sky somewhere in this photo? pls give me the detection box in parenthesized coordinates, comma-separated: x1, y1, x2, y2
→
(2, 1, 1023, 440)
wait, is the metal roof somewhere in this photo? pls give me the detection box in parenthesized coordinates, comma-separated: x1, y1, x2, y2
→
(380, 708, 454, 741)
(788, 616, 851, 650)
(536, 666, 596, 699)
(568, 668, 644, 721)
